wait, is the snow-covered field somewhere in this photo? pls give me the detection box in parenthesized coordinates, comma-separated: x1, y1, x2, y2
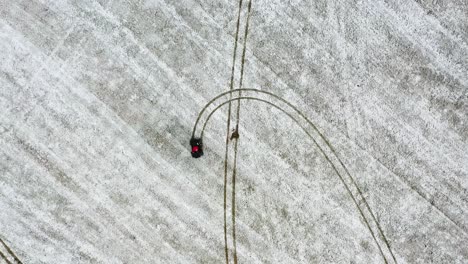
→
(0, 0, 467, 263)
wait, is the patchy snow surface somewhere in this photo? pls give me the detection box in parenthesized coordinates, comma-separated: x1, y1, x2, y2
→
(0, 0, 467, 263)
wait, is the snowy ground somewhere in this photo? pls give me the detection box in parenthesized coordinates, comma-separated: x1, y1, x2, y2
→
(0, 0, 467, 263)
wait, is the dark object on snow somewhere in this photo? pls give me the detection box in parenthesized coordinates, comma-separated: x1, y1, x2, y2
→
(190, 138, 203, 158)
(230, 129, 239, 140)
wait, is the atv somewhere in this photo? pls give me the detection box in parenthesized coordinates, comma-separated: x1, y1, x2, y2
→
(190, 138, 203, 158)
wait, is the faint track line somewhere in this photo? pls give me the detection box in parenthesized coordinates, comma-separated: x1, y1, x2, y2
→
(26, 23, 77, 86)
(358, 150, 468, 238)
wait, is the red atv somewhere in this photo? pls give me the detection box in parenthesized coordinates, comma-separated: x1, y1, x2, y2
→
(190, 138, 203, 158)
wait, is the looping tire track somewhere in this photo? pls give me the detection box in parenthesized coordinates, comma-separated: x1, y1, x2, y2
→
(192, 90, 398, 263)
